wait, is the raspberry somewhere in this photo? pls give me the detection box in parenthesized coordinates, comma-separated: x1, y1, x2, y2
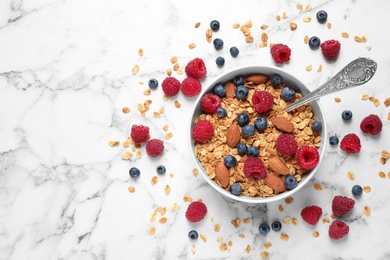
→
(340, 133, 361, 154)
(275, 134, 298, 156)
(185, 58, 207, 79)
(270, 43, 291, 64)
(130, 124, 149, 144)
(161, 76, 181, 97)
(297, 146, 320, 170)
(192, 120, 214, 143)
(201, 93, 222, 114)
(145, 139, 164, 158)
(301, 205, 322, 226)
(185, 201, 207, 223)
(181, 77, 202, 97)
(243, 157, 267, 179)
(332, 195, 355, 216)
(329, 220, 349, 240)
(252, 91, 274, 113)
(320, 39, 341, 61)
(360, 114, 383, 135)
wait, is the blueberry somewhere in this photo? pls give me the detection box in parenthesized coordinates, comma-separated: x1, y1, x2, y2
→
(342, 110, 353, 121)
(281, 87, 296, 101)
(230, 46, 239, 57)
(259, 223, 270, 235)
(217, 107, 227, 118)
(230, 183, 242, 195)
(236, 112, 250, 126)
(213, 38, 224, 50)
(235, 85, 249, 100)
(242, 125, 255, 137)
(254, 117, 267, 132)
(270, 74, 282, 87)
(129, 167, 140, 178)
(247, 146, 259, 157)
(352, 185, 363, 197)
(224, 155, 237, 168)
(329, 135, 339, 146)
(156, 165, 166, 175)
(284, 175, 298, 190)
(233, 76, 244, 86)
(237, 142, 247, 155)
(316, 10, 328, 23)
(213, 83, 226, 97)
(216, 56, 225, 67)
(308, 36, 321, 49)
(271, 221, 282, 231)
(148, 78, 159, 90)
(188, 230, 199, 240)
(311, 121, 322, 132)
(210, 20, 220, 32)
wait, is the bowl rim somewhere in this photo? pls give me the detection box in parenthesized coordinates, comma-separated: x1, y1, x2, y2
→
(188, 65, 327, 203)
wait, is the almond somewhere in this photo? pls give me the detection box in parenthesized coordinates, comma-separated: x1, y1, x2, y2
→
(268, 157, 289, 175)
(225, 81, 236, 98)
(226, 124, 240, 148)
(214, 161, 230, 188)
(245, 74, 268, 84)
(264, 174, 286, 193)
(271, 116, 294, 133)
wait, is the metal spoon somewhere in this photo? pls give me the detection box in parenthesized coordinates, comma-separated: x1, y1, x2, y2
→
(285, 57, 377, 112)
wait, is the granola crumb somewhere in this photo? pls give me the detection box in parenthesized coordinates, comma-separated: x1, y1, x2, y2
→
(138, 48, 144, 57)
(334, 97, 341, 103)
(128, 186, 135, 193)
(195, 22, 200, 28)
(122, 107, 130, 114)
(312, 231, 320, 238)
(363, 206, 371, 216)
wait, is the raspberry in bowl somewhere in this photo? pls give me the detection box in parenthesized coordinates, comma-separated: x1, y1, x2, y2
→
(189, 66, 327, 203)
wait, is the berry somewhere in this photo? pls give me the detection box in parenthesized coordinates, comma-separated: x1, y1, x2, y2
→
(252, 91, 274, 113)
(243, 157, 267, 179)
(236, 112, 250, 126)
(192, 120, 214, 143)
(242, 125, 255, 137)
(230, 183, 242, 196)
(233, 76, 244, 86)
(156, 165, 166, 175)
(217, 107, 227, 118)
(210, 20, 220, 32)
(185, 201, 207, 223)
(213, 83, 226, 97)
(301, 205, 322, 226)
(236, 143, 247, 155)
(148, 78, 158, 90)
(329, 135, 339, 146)
(235, 85, 249, 100)
(216, 56, 225, 67)
(311, 121, 322, 132)
(254, 117, 267, 132)
(308, 36, 321, 49)
(247, 146, 259, 157)
(352, 185, 363, 197)
(270, 43, 291, 64)
(271, 221, 282, 231)
(181, 77, 202, 97)
(320, 39, 341, 61)
(332, 195, 355, 216)
(270, 74, 282, 87)
(230, 46, 239, 57)
(213, 38, 224, 50)
(224, 155, 237, 168)
(281, 87, 296, 101)
(341, 110, 353, 121)
(162, 76, 181, 97)
(146, 139, 164, 158)
(185, 58, 207, 79)
(297, 146, 320, 170)
(129, 167, 140, 178)
(360, 114, 383, 135)
(316, 10, 328, 23)
(275, 134, 298, 156)
(340, 133, 361, 154)
(329, 220, 349, 240)
(201, 93, 222, 114)
(259, 223, 270, 235)
(284, 175, 298, 190)
(188, 230, 199, 240)
(130, 124, 150, 144)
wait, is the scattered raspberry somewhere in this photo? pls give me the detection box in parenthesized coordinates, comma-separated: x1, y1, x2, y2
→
(161, 76, 181, 97)
(192, 120, 214, 143)
(297, 146, 320, 170)
(145, 139, 164, 158)
(332, 195, 355, 216)
(270, 43, 291, 64)
(185, 201, 207, 223)
(130, 124, 149, 144)
(340, 133, 361, 154)
(301, 205, 322, 226)
(252, 91, 274, 113)
(275, 134, 298, 156)
(181, 77, 202, 97)
(185, 58, 207, 79)
(320, 39, 341, 61)
(329, 220, 349, 240)
(243, 157, 267, 179)
(360, 114, 383, 135)
(201, 93, 222, 114)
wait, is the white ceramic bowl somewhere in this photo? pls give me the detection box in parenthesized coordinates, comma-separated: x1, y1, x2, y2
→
(189, 66, 327, 203)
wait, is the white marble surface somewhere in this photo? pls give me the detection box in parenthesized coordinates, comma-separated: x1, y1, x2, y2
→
(1, 0, 390, 259)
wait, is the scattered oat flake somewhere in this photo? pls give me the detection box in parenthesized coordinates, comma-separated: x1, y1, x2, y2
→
(132, 65, 140, 75)
(283, 216, 291, 224)
(292, 218, 299, 225)
(347, 171, 355, 180)
(159, 217, 167, 224)
(136, 151, 142, 159)
(165, 132, 173, 140)
(342, 32, 349, 38)
(322, 217, 330, 223)
(232, 23, 240, 28)
(278, 205, 284, 212)
(363, 185, 371, 193)
(243, 217, 251, 224)
(312, 231, 320, 238)
(143, 89, 151, 96)
(245, 245, 251, 254)
(354, 36, 367, 43)
(296, 3, 303, 10)
(109, 141, 120, 147)
(264, 241, 272, 249)
(388, 172, 390, 179)
(306, 65, 312, 71)
(380, 157, 386, 165)
(388, 112, 390, 121)
(260, 24, 268, 30)
(127, 186, 135, 193)
(366, 46, 372, 51)
(304, 35, 309, 44)
(228, 240, 233, 247)
(305, 4, 312, 11)
(285, 197, 294, 204)
(379, 171, 386, 178)
(183, 195, 193, 202)
(164, 185, 171, 195)
(290, 22, 297, 30)
(303, 16, 311, 22)
(191, 245, 196, 254)
(280, 233, 289, 241)
(214, 224, 220, 232)
(314, 183, 323, 191)
(169, 173, 174, 178)
(361, 94, 370, 100)
(334, 97, 341, 103)
(231, 218, 240, 228)
(121, 152, 133, 160)
(138, 48, 144, 56)
(282, 12, 288, 19)
(195, 22, 200, 28)
(327, 23, 332, 29)
(149, 227, 156, 235)
(317, 64, 323, 72)
(122, 107, 130, 114)
(192, 168, 199, 177)
(151, 176, 159, 185)
(153, 112, 161, 118)
(189, 43, 196, 49)
(363, 206, 371, 216)
(167, 68, 172, 76)
(384, 97, 390, 107)
(163, 94, 169, 101)
(261, 32, 268, 42)
(239, 233, 245, 238)
(172, 203, 178, 211)
(219, 243, 228, 251)
(174, 100, 181, 108)
(259, 42, 267, 48)
(374, 98, 380, 107)
(260, 251, 269, 259)
(170, 56, 178, 64)
(331, 213, 337, 219)
(276, 15, 281, 21)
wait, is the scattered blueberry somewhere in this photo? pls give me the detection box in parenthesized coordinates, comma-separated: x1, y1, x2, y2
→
(213, 83, 226, 97)
(308, 36, 321, 49)
(236, 142, 247, 155)
(230, 183, 242, 196)
(236, 112, 250, 126)
(352, 185, 363, 197)
(188, 230, 199, 240)
(210, 20, 220, 32)
(254, 117, 267, 132)
(247, 146, 259, 157)
(270, 74, 282, 87)
(311, 121, 322, 132)
(156, 165, 166, 175)
(213, 38, 224, 50)
(342, 110, 353, 121)
(281, 87, 296, 101)
(329, 135, 339, 146)
(129, 167, 140, 178)
(259, 223, 270, 235)
(217, 107, 227, 118)
(284, 175, 298, 190)
(148, 78, 159, 90)
(233, 76, 244, 86)
(224, 155, 237, 168)
(242, 125, 255, 137)
(316, 10, 328, 23)
(235, 85, 249, 100)
(271, 221, 282, 231)
(230, 46, 239, 57)
(216, 56, 225, 67)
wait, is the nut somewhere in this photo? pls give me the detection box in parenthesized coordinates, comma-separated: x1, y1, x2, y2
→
(264, 174, 286, 193)
(245, 75, 268, 85)
(214, 161, 230, 188)
(267, 157, 289, 175)
(271, 116, 294, 133)
(225, 82, 236, 98)
(226, 124, 241, 148)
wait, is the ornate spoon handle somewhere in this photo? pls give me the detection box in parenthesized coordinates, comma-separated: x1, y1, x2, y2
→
(285, 57, 377, 112)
